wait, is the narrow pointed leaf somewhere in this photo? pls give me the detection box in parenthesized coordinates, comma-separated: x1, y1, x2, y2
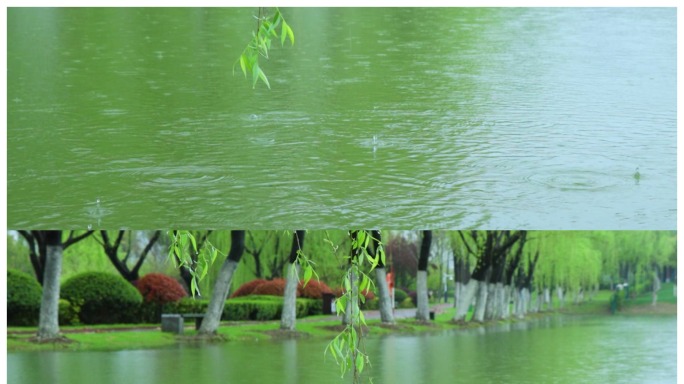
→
(257, 67, 271, 89)
(356, 355, 364, 373)
(303, 265, 313, 285)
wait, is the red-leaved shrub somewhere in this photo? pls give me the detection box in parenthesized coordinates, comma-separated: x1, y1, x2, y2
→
(135, 273, 187, 305)
(231, 279, 269, 298)
(298, 279, 333, 299)
(232, 278, 335, 299)
(251, 278, 287, 296)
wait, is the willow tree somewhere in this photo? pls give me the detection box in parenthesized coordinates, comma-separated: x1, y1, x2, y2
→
(452, 231, 523, 323)
(449, 232, 471, 310)
(500, 231, 526, 319)
(612, 231, 676, 305)
(533, 231, 603, 310)
(514, 248, 539, 319)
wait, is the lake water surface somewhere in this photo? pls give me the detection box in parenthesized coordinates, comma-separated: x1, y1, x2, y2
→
(7, 315, 676, 384)
(7, 8, 676, 229)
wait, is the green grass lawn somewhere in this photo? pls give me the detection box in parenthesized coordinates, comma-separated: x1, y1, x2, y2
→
(9, 285, 674, 353)
(8, 330, 178, 352)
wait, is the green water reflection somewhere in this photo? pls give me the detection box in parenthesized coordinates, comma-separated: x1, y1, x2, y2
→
(7, 315, 676, 384)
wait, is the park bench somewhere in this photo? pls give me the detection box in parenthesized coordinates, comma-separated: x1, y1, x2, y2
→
(161, 313, 205, 334)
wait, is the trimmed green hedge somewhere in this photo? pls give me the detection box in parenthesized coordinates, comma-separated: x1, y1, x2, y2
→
(61, 272, 143, 324)
(7, 269, 42, 326)
(163, 295, 322, 321)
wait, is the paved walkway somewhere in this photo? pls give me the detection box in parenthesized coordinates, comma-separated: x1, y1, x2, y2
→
(310, 302, 453, 322)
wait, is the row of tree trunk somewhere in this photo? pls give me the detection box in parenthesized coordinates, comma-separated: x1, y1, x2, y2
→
(29, 229, 602, 340)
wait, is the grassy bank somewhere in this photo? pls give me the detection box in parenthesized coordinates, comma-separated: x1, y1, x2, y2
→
(8, 284, 675, 353)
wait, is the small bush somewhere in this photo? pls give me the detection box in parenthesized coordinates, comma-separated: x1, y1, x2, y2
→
(407, 290, 417, 306)
(394, 288, 408, 303)
(61, 272, 142, 324)
(231, 279, 269, 298)
(7, 269, 42, 326)
(252, 279, 287, 296)
(363, 297, 380, 310)
(59, 299, 82, 326)
(398, 297, 415, 309)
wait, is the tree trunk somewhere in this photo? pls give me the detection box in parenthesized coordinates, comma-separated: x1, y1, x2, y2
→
(369, 231, 394, 324)
(652, 271, 661, 306)
(536, 289, 543, 312)
(484, 282, 496, 320)
(453, 281, 462, 309)
(502, 284, 513, 319)
(343, 267, 359, 326)
(472, 280, 489, 323)
(516, 288, 532, 319)
(375, 267, 395, 324)
(37, 231, 62, 340)
(454, 279, 478, 322)
(543, 287, 551, 311)
(556, 286, 564, 309)
(494, 283, 505, 319)
(415, 270, 430, 321)
(415, 230, 432, 322)
(199, 231, 244, 335)
(281, 263, 300, 330)
(281, 231, 306, 331)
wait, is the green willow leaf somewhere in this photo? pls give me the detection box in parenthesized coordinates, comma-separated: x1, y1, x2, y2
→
(252, 63, 260, 88)
(239, 54, 247, 76)
(189, 233, 197, 253)
(356, 354, 364, 373)
(257, 68, 271, 89)
(211, 248, 218, 264)
(303, 264, 313, 285)
(283, 21, 294, 45)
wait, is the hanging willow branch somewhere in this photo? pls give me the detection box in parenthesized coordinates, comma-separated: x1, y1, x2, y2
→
(234, 7, 295, 89)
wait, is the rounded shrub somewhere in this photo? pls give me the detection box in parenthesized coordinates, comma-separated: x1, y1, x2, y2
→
(251, 279, 287, 296)
(398, 297, 415, 309)
(135, 273, 187, 323)
(231, 279, 268, 298)
(135, 273, 187, 304)
(7, 269, 42, 326)
(61, 272, 142, 324)
(393, 288, 408, 303)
